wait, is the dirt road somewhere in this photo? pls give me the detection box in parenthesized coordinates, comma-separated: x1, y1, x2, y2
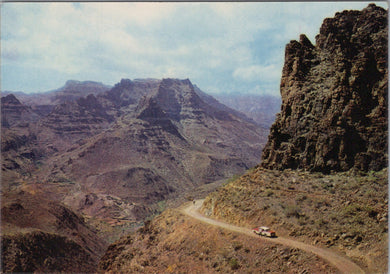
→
(182, 199, 365, 274)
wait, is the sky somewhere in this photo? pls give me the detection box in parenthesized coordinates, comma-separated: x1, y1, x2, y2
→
(1, 2, 387, 96)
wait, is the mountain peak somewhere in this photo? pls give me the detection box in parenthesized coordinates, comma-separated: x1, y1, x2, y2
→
(1, 94, 22, 105)
(154, 78, 204, 121)
(261, 4, 388, 173)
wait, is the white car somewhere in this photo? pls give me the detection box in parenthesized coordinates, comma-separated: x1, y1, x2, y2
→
(252, 226, 276, 237)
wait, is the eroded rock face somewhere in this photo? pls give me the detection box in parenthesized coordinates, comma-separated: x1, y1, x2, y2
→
(1, 94, 40, 127)
(261, 4, 388, 172)
(40, 94, 113, 138)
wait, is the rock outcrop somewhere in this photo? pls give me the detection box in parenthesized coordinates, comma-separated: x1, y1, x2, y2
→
(1, 191, 106, 273)
(261, 4, 388, 172)
(1, 94, 40, 128)
(39, 94, 113, 139)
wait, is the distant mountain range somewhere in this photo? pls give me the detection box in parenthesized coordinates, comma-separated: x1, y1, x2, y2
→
(214, 93, 281, 128)
(1, 77, 277, 272)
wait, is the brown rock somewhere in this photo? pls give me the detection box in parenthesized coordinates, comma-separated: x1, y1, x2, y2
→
(261, 4, 388, 173)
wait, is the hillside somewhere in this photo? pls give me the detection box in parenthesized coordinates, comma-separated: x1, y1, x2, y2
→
(23, 78, 265, 225)
(1, 190, 106, 272)
(99, 208, 337, 273)
(201, 167, 388, 273)
(1, 77, 269, 271)
(100, 4, 388, 273)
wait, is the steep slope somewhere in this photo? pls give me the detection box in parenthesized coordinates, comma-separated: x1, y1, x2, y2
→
(1, 94, 40, 128)
(1, 190, 106, 272)
(99, 208, 337, 273)
(201, 167, 388, 273)
(191, 85, 258, 125)
(36, 78, 265, 225)
(1, 95, 44, 188)
(2, 231, 96, 273)
(98, 78, 160, 111)
(37, 94, 113, 146)
(261, 4, 388, 172)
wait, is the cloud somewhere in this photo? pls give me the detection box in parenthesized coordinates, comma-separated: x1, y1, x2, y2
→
(1, 2, 387, 94)
(233, 64, 281, 83)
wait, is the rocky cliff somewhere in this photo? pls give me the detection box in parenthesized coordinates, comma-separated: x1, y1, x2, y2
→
(1, 94, 40, 128)
(261, 4, 388, 173)
(40, 94, 113, 138)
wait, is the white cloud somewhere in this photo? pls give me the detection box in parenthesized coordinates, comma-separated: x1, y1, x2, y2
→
(233, 64, 281, 83)
(1, 2, 387, 94)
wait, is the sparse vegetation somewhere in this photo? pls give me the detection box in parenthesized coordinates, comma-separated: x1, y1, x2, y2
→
(201, 167, 388, 273)
(98, 209, 337, 273)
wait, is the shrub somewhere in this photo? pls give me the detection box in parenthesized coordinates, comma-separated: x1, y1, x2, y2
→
(285, 204, 301, 218)
(232, 241, 243, 251)
(228, 258, 240, 270)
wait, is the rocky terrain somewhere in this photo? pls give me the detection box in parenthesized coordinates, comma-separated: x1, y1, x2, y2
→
(100, 4, 388, 274)
(27, 78, 266, 223)
(201, 167, 388, 273)
(1, 94, 40, 128)
(3, 80, 112, 116)
(99, 208, 337, 273)
(1, 78, 268, 272)
(1, 190, 106, 272)
(262, 4, 388, 172)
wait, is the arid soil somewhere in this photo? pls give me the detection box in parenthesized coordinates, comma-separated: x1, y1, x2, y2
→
(99, 206, 338, 273)
(201, 167, 388, 273)
(1, 190, 106, 272)
(184, 200, 364, 274)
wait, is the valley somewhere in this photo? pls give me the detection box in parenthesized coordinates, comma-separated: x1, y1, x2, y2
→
(1, 77, 272, 271)
(1, 3, 388, 273)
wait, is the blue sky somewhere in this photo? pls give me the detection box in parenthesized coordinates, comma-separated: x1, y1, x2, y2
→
(1, 2, 387, 95)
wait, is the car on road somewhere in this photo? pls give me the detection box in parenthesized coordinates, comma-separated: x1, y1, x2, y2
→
(252, 226, 276, 237)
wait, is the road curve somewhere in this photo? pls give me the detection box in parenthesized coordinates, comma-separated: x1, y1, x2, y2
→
(182, 199, 365, 274)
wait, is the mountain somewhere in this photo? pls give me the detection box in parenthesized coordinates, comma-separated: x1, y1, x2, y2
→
(99, 5, 388, 274)
(213, 94, 281, 129)
(1, 76, 269, 271)
(1, 94, 40, 128)
(2, 80, 112, 116)
(30, 78, 266, 223)
(1, 190, 106, 272)
(38, 94, 114, 142)
(261, 4, 388, 173)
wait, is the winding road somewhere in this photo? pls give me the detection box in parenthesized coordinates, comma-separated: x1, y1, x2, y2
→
(182, 199, 365, 274)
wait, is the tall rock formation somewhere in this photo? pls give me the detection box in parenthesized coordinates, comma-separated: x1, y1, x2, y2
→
(261, 4, 388, 173)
